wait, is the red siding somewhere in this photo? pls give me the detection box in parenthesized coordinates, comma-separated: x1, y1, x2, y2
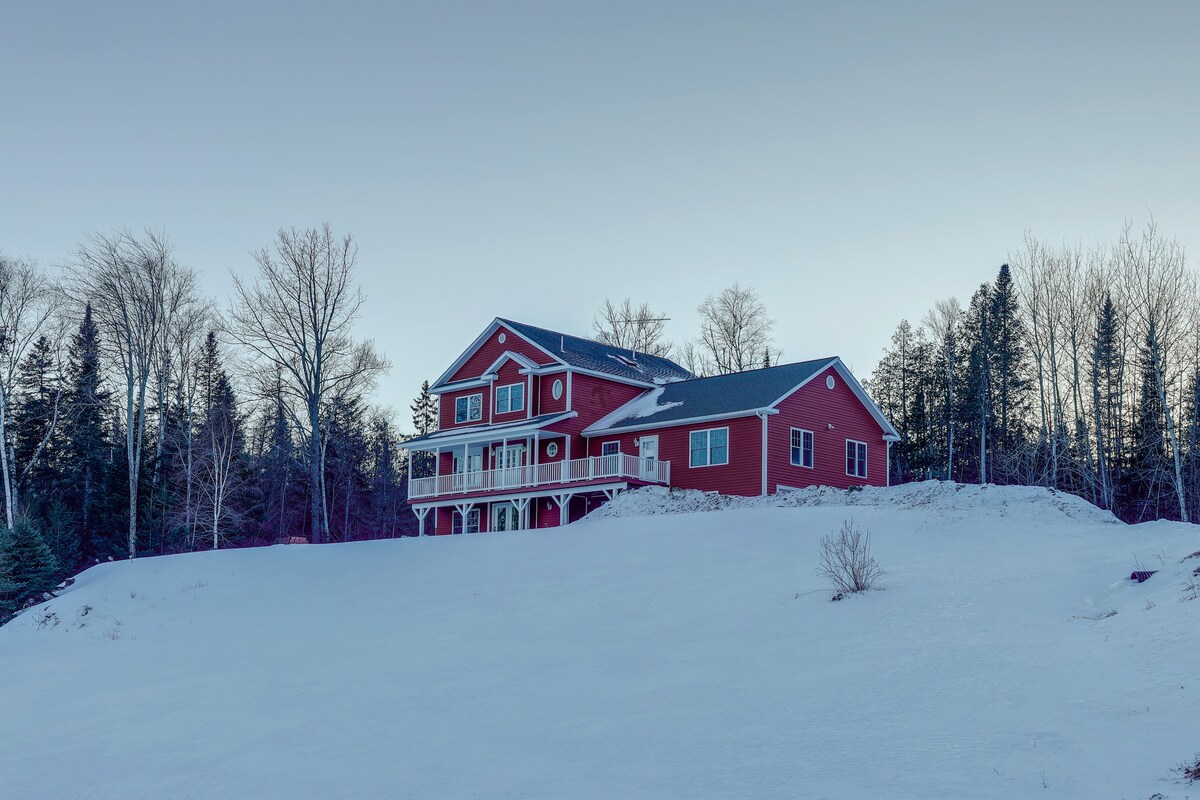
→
(491, 359, 533, 425)
(766, 365, 889, 492)
(586, 414, 765, 497)
(448, 324, 557, 384)
(536, 373, 569, 417)
(550, 372, 647, 465)
(438, 385, 490, 430)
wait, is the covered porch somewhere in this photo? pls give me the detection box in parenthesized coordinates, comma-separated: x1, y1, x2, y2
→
(409, 483, 629, 536)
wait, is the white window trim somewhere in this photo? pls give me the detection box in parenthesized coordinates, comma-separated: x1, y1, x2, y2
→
(494, 383, 525, 414)
(846, 438, 868, 479)
(552, 378, 564, 401)
(689, 426, 729, 468)
(452, 508, 481, 534)
(455, 392, 483, 424)
(601, 441, 621, 456)
(790, 427, 814, 469)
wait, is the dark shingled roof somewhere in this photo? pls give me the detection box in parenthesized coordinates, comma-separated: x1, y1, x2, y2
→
(585, 358, 835, 432)
(498, 318, 694, 384)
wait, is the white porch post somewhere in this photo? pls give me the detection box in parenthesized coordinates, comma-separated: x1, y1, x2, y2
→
(415, 506, 430, 536)
(554, 492, 571, 526)
(515, 497, 530, 530)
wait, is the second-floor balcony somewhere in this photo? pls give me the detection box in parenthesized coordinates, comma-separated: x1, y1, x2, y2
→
(409, 453, 670, 500)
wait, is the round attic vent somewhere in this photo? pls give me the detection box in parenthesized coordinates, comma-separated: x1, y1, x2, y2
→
(498, 332, 506, 343)
(826, 375, 836, 390)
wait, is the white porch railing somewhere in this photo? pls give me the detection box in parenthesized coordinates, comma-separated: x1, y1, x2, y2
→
(409, 453, 670, 500)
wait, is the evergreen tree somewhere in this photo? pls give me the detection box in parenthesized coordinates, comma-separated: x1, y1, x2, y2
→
(963, 284, 994, 484)
(6, 517, 58, 603)
(409, 380, 438, 477)
(1090, 293, 1121, 510)
(988, 264, 1030, 477)
(0, 527, 19, 619)
(59, 304, 112, 562)
(254, 370, 298, 544)
(410, 380, 437, 436)
(1129, 334, 1170, 521)
(13, 335, 60, 498)
(322, 393, 370, 543)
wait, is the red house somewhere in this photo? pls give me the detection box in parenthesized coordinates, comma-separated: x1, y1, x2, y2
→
(404, 318, 899, 535)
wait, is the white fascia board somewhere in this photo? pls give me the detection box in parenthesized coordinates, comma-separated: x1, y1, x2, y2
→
(582, 408, 768, 437)
(429, 377, 494, 395)
(404, 412, 578, 451)
(484, 350, 539, 376)
(518, 365, 568, 377)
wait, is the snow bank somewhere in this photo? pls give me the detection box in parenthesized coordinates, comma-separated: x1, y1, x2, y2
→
(589, 480, 1121, 525)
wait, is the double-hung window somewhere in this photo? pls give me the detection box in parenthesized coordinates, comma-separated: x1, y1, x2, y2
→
(846, 439, 868, 478)
(689, 427, 729, 467)
(455, 393, 482, 423)
(452, 508, 481, 534)
(791, 428, 814, 468)
(495, 383, 525, 414)
(601, 441, 621, 456)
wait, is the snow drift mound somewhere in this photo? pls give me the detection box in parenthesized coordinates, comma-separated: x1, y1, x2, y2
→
(589, 480, 1120, 525)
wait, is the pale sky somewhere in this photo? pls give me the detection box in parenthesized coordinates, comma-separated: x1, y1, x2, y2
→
(2, 1, 1198, 428)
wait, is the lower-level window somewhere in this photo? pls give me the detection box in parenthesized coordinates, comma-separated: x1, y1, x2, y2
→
(452, 508, 481, 534)
(689, 427, 729, 467)
(846, 439, 868, 478)
(791, 428, 814, 468)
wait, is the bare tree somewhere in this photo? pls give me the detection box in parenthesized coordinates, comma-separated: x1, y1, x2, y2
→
(816, 518, 885, 596)
(592, 298, 672, 357)
(152, 279, 208, 549)
(226, 225, 388, 544)
(695, 283, 779, 374)
(0, 255, 61, 524)
(195, 395, 242, 550)
(1118, 219, 1193, 522)
(65, 231, 192, 559)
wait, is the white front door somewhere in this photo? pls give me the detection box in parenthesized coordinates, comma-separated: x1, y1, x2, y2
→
(492, 502, 520, 531)
(496, 444, 526, 487)
(639, 436, 659, 481)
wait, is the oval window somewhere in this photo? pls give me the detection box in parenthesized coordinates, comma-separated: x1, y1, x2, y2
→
(546, 442, 559, 458)
(498, 332, 506, 343)
(826, 375, 836, 390)
(552, 378, 564, 400)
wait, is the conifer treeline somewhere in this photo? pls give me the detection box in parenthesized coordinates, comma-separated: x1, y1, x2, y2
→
(868, 221, 1200, 523)
(0, 229, 416, 618)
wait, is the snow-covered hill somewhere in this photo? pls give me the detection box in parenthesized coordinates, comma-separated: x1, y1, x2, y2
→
(1, 482, 1197, 799)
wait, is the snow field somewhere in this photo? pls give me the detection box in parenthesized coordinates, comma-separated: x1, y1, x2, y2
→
(0, 483, 1196, 799)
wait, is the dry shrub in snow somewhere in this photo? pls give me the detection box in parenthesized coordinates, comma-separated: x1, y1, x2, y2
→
(1175, 753, 1200, 782)
(817, 519, 884, 597)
